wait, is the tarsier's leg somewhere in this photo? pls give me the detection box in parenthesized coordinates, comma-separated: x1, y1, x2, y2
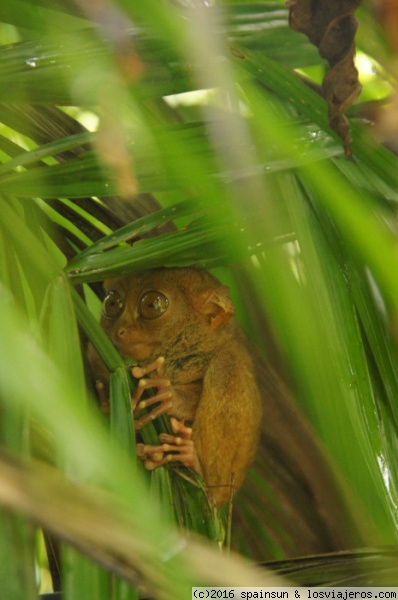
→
(132, 357, 202, 474)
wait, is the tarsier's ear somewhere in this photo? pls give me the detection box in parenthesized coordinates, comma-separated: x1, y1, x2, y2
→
(198, 286, 234, 329)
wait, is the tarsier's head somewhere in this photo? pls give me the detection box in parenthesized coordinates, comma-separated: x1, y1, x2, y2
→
(100, 267, 235, 363)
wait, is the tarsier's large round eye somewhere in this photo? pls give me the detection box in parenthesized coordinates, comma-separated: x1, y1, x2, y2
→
(139, 290, 169, 320)
(102, 290, 124, 319)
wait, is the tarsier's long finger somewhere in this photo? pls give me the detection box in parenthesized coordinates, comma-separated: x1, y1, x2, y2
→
(136, 443, 164, 462)
(134, 395, 174, 429)
(164, 441, 200, 470)
(136, 389, 173, 411)
(131, 376, 171, 410)
(169, 417, 192, 439)
(158, 433, 185, 445)
(131, 356, 165, 379)
(136, 442, 167, 470)
(133, 376, 172, 399)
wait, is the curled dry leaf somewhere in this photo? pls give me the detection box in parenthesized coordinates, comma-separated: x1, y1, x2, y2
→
(287, 0, 363, 157)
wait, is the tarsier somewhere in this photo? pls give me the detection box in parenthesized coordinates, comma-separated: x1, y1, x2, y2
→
(89, 267, 261, 508)
(89, 267, 359, 556)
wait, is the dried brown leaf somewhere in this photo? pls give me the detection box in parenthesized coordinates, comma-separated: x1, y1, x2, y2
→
(287, 0, 363, 157)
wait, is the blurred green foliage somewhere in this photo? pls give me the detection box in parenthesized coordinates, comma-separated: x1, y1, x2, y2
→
(0, 0, 398, 597)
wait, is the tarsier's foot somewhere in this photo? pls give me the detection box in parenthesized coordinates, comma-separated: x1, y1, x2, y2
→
(131, 356, 173, 430)
(137, 417, 202, 474)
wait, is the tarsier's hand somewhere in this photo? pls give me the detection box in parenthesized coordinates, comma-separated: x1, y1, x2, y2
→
(132, 356, 202, 474)
(131, 356, 174, 430)
(93, 356, 172, 423)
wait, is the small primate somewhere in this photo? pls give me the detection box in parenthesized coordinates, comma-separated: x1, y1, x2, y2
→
(89, 267, 262, 508)
(88, 267, 360, 556)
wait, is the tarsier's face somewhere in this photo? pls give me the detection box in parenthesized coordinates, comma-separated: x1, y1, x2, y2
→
(100, 273, 180, 362)
(100, 268, 235, 364)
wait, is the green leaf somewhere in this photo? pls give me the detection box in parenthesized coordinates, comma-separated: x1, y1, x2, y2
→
(228, 3, 320, 67)
(0, 131, 93, 175)
(72, 288, 125, 372)
(110, 367, 136, 458)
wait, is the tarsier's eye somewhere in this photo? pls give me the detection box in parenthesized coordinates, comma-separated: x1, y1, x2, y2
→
(139, 290, 169, 320)
(102, 290, 124, 319)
